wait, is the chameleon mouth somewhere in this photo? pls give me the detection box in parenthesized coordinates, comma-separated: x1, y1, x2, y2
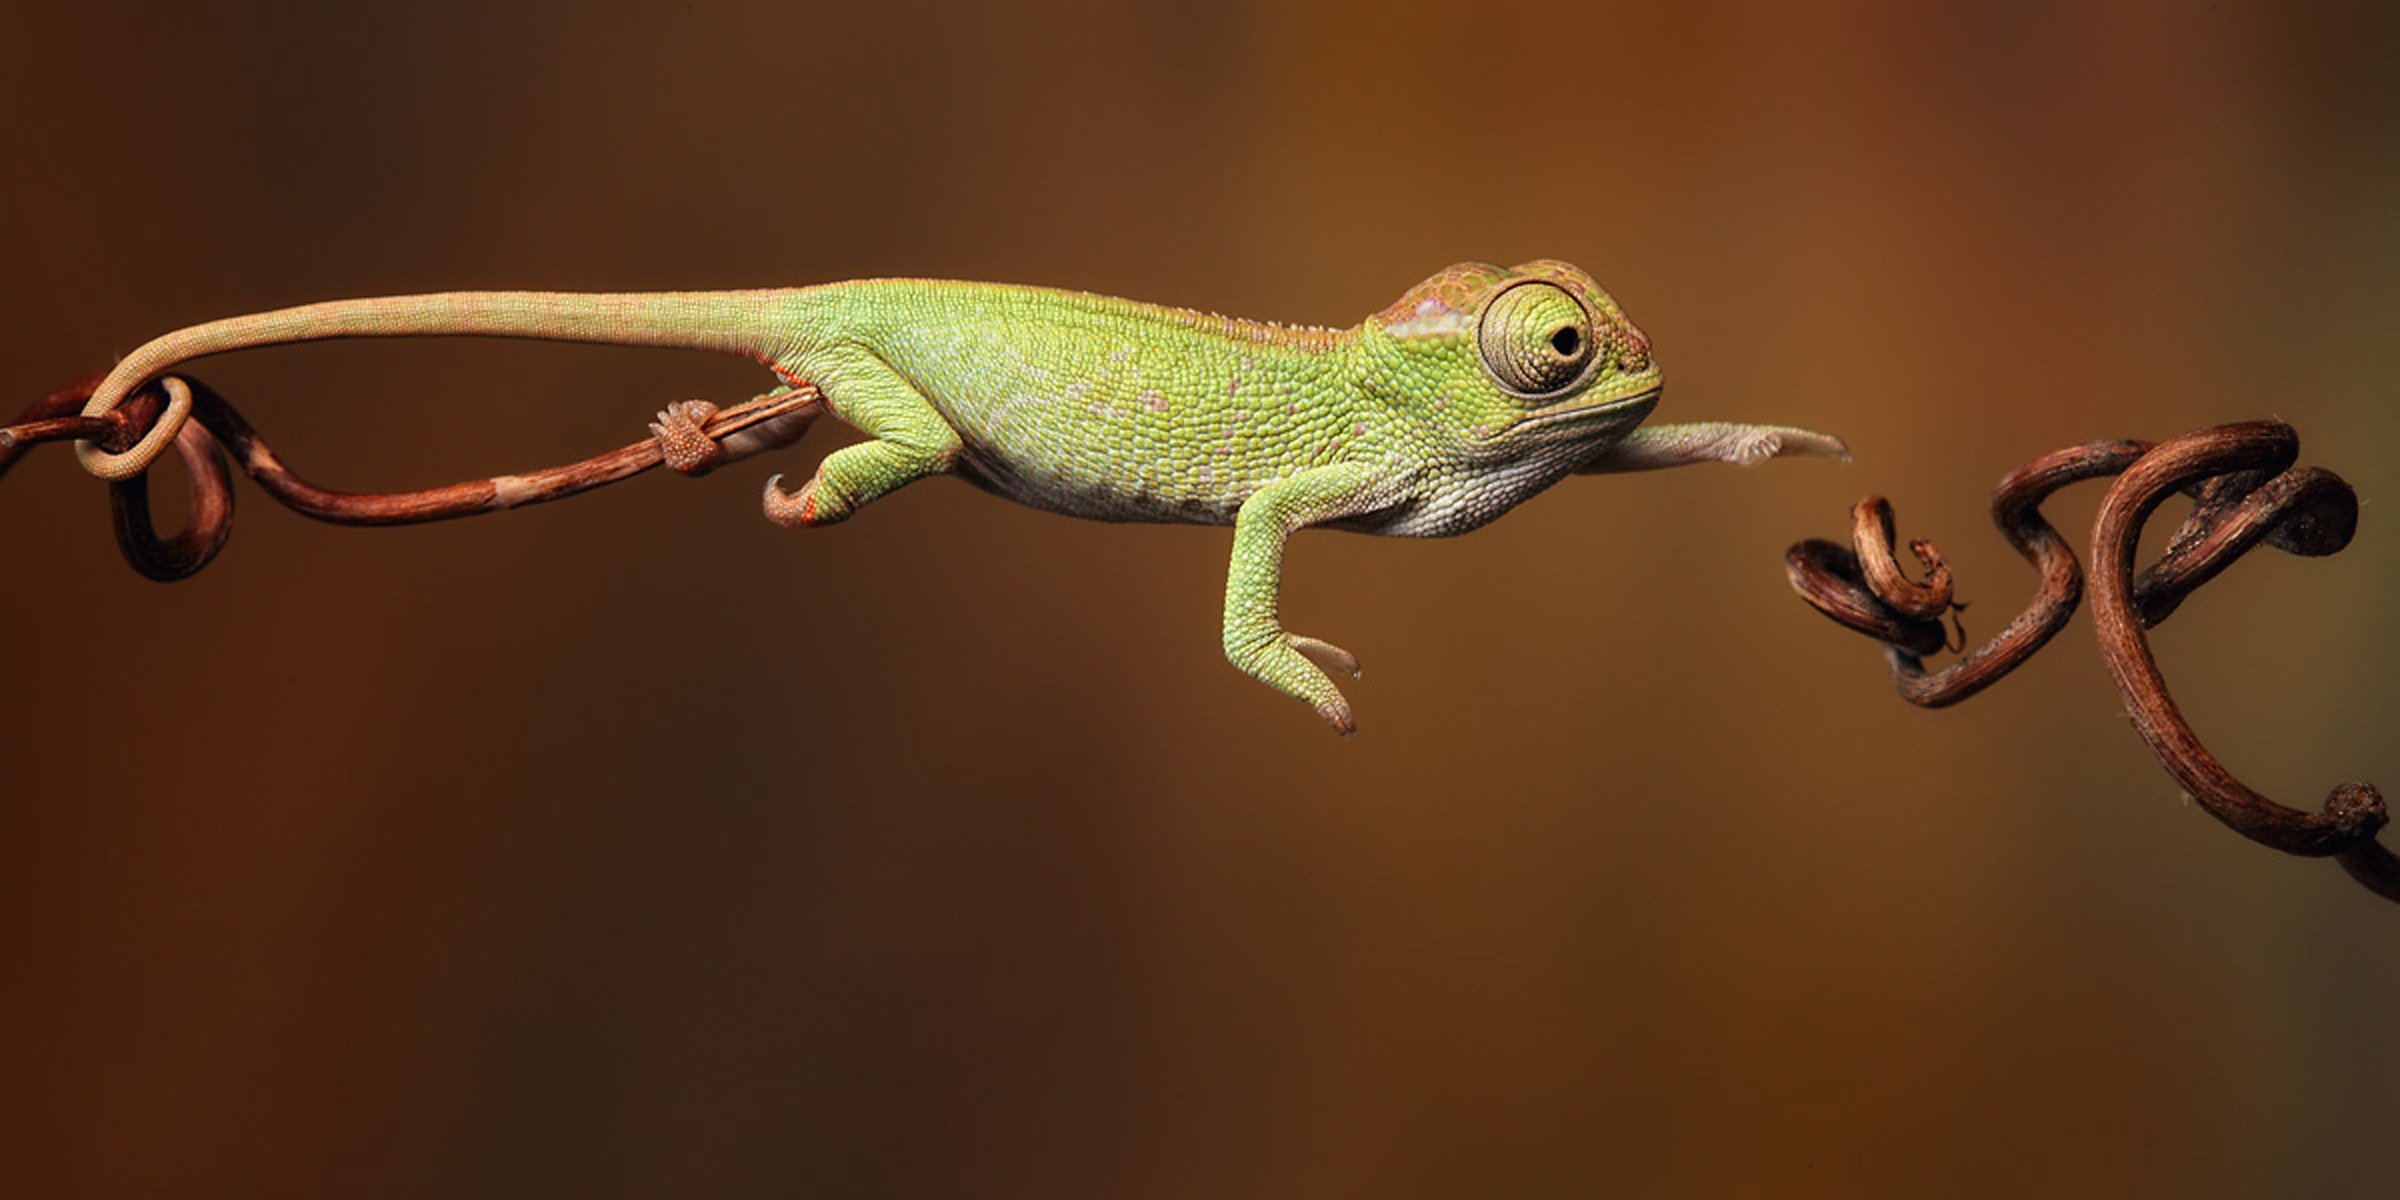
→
(1521, 383, 1662, 431)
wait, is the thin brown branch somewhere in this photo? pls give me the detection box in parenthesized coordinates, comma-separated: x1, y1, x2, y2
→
(2085, 422, 2386, 858)
(1786, 420, 2393, 905)
(1849, 496, 1952, 619)
(5, 373, 823, 581)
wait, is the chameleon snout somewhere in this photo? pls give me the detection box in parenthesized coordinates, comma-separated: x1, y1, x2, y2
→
(1610, 325, 1654, 374)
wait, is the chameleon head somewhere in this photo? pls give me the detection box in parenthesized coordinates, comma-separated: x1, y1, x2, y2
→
(1361, 260, 1663, 459)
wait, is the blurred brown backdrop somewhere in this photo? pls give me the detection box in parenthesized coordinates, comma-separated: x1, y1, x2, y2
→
(5, 2, 2398, 1196)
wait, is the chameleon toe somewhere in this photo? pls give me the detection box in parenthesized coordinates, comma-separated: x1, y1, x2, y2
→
(1290, 635, 1362, 680)
(1771, 427, 1852, 463)
(761, 473, 810, 529)
(652, 399, 723, 475)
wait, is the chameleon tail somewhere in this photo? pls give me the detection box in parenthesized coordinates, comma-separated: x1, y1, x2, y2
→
(75, 289, 803, 480)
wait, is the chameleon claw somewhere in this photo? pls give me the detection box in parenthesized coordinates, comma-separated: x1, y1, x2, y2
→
(761, 472, 806, 528)
(1785, 429, 1850, 463)
(650, 399, 723, 475)
(763, 472, 838, 528)
(1225, 627, 1363, 733)
(1575, 422, 1850, 475)
(1291, 635, 1362, 680)
(1290, 635, 1360, 733)
(1743, 427, 1850, 466)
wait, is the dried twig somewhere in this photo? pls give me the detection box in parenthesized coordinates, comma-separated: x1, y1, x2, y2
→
(2, 373, 822, 581)
(1786, 421, 2394, 904)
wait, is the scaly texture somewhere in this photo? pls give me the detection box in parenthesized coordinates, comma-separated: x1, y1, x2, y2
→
(75, 261, 1847, 731)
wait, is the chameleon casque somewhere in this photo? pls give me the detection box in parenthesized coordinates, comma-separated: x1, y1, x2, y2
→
(73, 260, 1845, 732)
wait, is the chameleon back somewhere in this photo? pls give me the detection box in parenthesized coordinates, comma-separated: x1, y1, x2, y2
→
(777, 280, 1371, 524)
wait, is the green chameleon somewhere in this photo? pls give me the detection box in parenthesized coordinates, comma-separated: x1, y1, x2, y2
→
(74, 260, 1844, 732)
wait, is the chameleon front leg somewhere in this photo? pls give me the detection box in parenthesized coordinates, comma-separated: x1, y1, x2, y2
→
(761, 348, 962, 527)
(1576, 422, 1849, 473)
(1223, 462, 1396, 734)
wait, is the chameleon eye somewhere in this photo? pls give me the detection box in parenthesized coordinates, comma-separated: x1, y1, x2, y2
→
(1477, 281, 1596, 398)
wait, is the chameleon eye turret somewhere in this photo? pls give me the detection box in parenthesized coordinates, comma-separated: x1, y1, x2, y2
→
(1476, 280, 1598, 398)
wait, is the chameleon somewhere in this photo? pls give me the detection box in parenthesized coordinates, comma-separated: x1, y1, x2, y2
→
(71, 260, 1845, 732)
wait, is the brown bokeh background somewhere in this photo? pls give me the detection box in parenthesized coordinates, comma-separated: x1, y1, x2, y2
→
(6, 2, 2398, 1195)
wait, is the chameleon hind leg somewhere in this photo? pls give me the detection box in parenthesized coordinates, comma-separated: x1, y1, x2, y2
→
(762, 349, 962, 528)
(1223, 462, 1396, 734)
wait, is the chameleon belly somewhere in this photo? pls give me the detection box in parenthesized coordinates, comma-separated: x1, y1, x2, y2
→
(796, 281, 1369, 525)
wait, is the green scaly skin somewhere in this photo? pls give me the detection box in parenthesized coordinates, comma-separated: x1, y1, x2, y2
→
(74, 260, 1846, 732)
